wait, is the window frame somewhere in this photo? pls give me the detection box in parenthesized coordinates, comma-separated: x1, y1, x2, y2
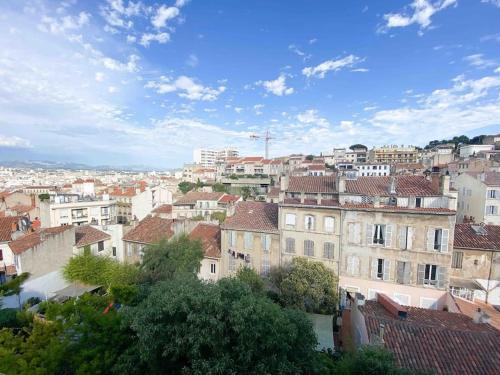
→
(285, 213, 296, 227)
(324, 216, 335, 233)
(304, 239, 314, 257)
(323, 242, 334, 259)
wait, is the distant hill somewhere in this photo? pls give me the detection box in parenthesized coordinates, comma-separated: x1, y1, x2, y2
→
(0, 159, 164, 172)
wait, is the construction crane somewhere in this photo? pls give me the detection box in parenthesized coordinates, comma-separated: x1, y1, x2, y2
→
(250, 129, 274, 159)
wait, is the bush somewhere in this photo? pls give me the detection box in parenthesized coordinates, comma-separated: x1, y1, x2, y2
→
(0, 308, 18, 328)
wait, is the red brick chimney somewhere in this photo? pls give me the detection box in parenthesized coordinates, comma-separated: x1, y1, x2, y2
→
(377, 293, 408, 319)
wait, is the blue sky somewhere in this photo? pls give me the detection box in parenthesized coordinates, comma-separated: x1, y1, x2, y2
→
(0, 0, 499, 168)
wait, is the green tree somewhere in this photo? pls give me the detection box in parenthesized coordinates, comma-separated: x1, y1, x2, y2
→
(349, 144, 367, 151)
(121, 276, 320, 374)
(211, 182, 228, 193)
(63, 254, 139, 291)
(236, 267, 265, 295)
(210, 211, 226, 224)
(269, 258, 338, 314)
(0, 272, 30, 309)
(240, 186, 251, 200)
(306, 154, 315, 161)
(178, 181, 195, 194)
(140, 235, 204, 283)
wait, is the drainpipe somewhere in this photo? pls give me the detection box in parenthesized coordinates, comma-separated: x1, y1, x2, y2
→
(485, 250, 494, 304)
(338, 208, 344, 307)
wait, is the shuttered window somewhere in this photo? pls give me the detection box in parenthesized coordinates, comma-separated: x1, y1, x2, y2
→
(285, 238, 295, 253)
(324, 217, 335, 233)
(304, 240, 314, 256)
(451, 251, 463, 269)
(396, 261, 411, 284)
(323, 242, 334, 259)
(244, 232, 253, 249)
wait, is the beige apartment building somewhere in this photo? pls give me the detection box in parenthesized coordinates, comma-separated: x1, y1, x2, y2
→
(455, 172, 500, 225)
(220, 202, 280, 277)
(369, 145, 418, 164)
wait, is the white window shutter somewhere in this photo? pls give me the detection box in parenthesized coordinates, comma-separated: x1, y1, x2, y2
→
(355, 223, 361, 244)
(366, 224, 374, 245)
(383, 259, 390, 281)
(404, 262, 411, 284)
(399, 226, 407, 250)
(397, 261, 404, 283)
(426, 228, 435, 251)
(440, 229, 449, 253)
(347, 255, 353, 274)
(437, 266, 447, 289)
(353, 256, 360, 276)
(371, 258, 378, 279)
(417, 264, 425, 285)
(385, 225, 392, 248)
(407, 227, 413, 250)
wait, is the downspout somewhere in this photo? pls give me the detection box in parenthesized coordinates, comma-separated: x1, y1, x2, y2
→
(485, 249, 494, 304)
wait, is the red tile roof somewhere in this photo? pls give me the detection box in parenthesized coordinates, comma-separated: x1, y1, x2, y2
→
(189, 223, 221, 258)
(8, 204, 33, 214)
(454, 224, 500, 250)
(240, 156, 264, 162)
(267, 187, 280, 198)
(453, 297, 500, 330)
(341, 203, 455, 214)
(75, 225, 110, 247)
(218, 194, 240, 204)
(222, 202, 278, 233)
(308, 164, 326, 170)
(152, 204, 173, 214)
(0, 216, 21, 242)
(174, 191, 225, 205)
(287, 176, 336, 193)
(122, 215, 173, 244)
(360, 299, 500, 375)
(466, 172, 500, 186)
(346, 176, 438, 196)
(9, 226, 73, 255)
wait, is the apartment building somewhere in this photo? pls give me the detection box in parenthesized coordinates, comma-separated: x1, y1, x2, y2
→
(221, 202, 279, 277)
(450, 224, 500, 305)
(74, 225, 113, 257)
(459, 144, 495, 158)
(39, 194, 116, 227)
(280, 176, 341, 274)
(369, 145, 418, 164)
(455, 172, 500, 225)
(355, 163, 390, 177)
(193, 147, 239, 168)
(339, 174, 457, 309)
(172, 191, 239, 219)
(189, 223, 221, 282)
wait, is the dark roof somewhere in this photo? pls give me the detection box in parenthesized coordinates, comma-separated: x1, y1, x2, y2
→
(189, 223, 221, 258)
(346, 176, 438, 196)
(454, 224, 500, 250)
(174, 192, 225, 205)
(222, 202, 278, 233)
(287, 176, 336, 193)
(466, 172, 500, 186)
(152, 204, 172, 214)
(360, 300, 500, 375)
(267, 187, 280, 198)
(122, 215, 173, 244)
(9, 226, 74, 255)
(75, 225, 110, 247)
(0, 216, 20, 242)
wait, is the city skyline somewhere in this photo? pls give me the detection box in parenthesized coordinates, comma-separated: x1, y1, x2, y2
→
(0, 0, 499, 168)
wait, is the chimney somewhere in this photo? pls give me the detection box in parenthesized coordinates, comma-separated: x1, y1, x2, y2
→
(317, 193, 322, 205)
(11, 221, 18, 233)
(374, 196, 381, 208)
(389, 176, 397, 195)
(337, 174, 346, 193)
(440, 175, 450, 195)
(430, 172, 440, 193)
(379, 323, 385, 344)
(377, 293, 408, 319)
(280, 175, 289, 191)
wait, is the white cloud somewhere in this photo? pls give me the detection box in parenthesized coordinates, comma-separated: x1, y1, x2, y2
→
(302, 55, 363, 78)
(39, 11, 90, 34)
(309, 38, 317, 44)
(99, 0, 142, 29)
(381, 0, 457, 33)
(352, 68, 369, 73)
(140, 32, 170, 47)
(145, 76, 226, 101)
(296, 109, 329, 127)
(126, 35, 136, 43)
(482, 0, 500, 7)
(186, 53, 199, 67)
(175, 0, 190, 7)
(102, 54, 140, 72)
(234, 107, 243, 113)
(253, 104, 264, 115)
(152, 5, 180, 28)
(464, 54, 496, 69)
(95, 72, 105, 82)
(0, 135, 31, 148)
(257, 74, 294, 96)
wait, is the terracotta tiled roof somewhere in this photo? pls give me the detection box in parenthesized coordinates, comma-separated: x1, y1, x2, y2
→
(466, 172, 500, 186)
(453, 297, 500, 330)
(283, 198, 340, 207)
(360, 300, 500, 375)
(222, 202, 278, 233)
(454, 224, 500, 250)
(241, 156, 264, 162)
(189, 223, 221, 258)
(218, 194, 240, 204)
(75, 225, 110, 247)
(346, 176, 438, 196)
(287, 176, 337, 193)
(8, 204, 33, 214)
(110, 187, 137, 197)
(9, 226, 73, 255)
(152, 204, 173, 214)
(267, 187, 280, 198)
(308, 164, 326, 170)
(174, 191, 225, 205)
(341, 203, 455, 214)
(0, 216, 21, 242)
(122, 215, 173, 244)
(0, 191, 13, 199)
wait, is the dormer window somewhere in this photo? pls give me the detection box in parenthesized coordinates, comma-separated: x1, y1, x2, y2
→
(415, 197, 422, 208)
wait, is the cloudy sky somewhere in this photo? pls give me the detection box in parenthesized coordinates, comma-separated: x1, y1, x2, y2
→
(0, 0, 499, 168)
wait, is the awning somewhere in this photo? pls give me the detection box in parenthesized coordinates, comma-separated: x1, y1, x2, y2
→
(53, 283, 101, 298)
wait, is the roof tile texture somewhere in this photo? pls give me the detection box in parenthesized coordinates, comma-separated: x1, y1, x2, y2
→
(189, 223, 221, 258)
(75, 225, 110, 247)
(123, 215, 173, 244)
(454, 224, 500, 250)
(222, 202, 278, 233)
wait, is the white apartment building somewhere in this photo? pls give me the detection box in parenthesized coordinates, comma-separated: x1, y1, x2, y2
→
(39, 194, 117, 227)
(455, 172, 500, 225)
(193, 148, 239, 168)
(356, 163, 391, 177)
(459, 144, 494, 158)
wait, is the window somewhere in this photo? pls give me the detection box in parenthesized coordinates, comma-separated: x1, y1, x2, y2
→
(488, 190, 497, 198)
(244, 232, 253, 249)
(372, 258, 390, 280)
(324, 217, 334, 233)
(228, 256, 236, 272)
(285, 238, 295, 253)
(210, 263, 216, 274)
(261, 259, 270, 276)
(323, 242, 334, 259)
(261, 234, 271, 253)
(427, 228, 449, 252)
(369, 224, 391, 246)
(346, 255, 360, 276)
(418, 264, 441, 286)
(415, 197, 422, 208)
(376, 259, 383, 279)
(304, 240, 314, 256)
(486, 205, 498, 215)
(451, 251, 463, 269)
(98, 241, 104, 252)
(285, 213, 296, 227)
(0, 249, 3, 261)
(228, 231, 236, 247)
(396, 261, 411, 284)
(399, 226, 413, 250)
(348, 223, 361, 244)
(112, 246, 116, 257)
(304, 215, 315, 231)
(393, 293, 410, 306)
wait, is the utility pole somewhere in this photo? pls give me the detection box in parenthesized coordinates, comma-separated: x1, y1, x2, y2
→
(250, 130, 274, 159)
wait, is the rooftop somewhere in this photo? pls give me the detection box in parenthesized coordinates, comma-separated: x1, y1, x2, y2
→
(9, 226, 74, 254)
(222, 201, 278, 233)
(75, 225, 111, 248)
(174, 191, 225, 205)
(152, 204, 173, 214)
(0, 216, 21, 242)
(287, 175, 336, 193)
(454, 224, 500, 250)
(188, 223, 221, 259)
(466, 172, 500, 186)
(346, 175, 439, 197)
(122, 215, 173, 244)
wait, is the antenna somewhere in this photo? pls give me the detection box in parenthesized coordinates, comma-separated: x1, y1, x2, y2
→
(250, 129, 274, 159)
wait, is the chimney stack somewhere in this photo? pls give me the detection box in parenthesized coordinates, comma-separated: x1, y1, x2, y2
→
(337, 175, 346, 193)
(379, 323, 385, 344)
(389, 176, 397, 195)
